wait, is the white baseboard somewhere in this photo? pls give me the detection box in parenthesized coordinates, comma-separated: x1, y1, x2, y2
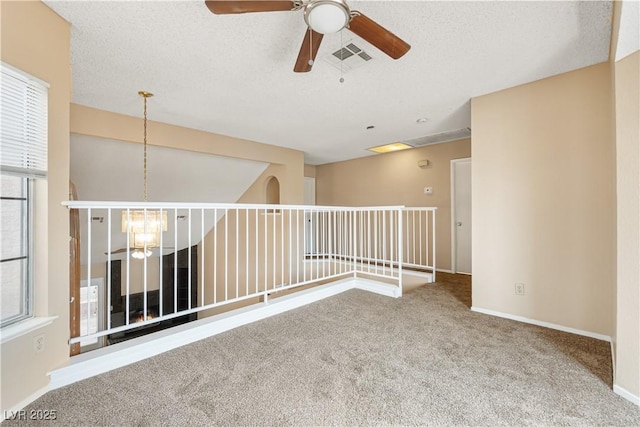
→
(470, 306, 611, 342)
(400, 269, 434, 281)
(614, 385, 640, 406)
(49, 278, 400, 390)
(354, 278, 401, 298)
(1, 385, 49, 422)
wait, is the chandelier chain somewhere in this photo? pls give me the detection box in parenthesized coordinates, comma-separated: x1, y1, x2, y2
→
(143, 94, 148, 202)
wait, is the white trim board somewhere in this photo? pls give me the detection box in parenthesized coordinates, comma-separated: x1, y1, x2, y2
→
(49, 278, 399, 390)
(613, 385, 640, 407)
(470, 306, 611, 342)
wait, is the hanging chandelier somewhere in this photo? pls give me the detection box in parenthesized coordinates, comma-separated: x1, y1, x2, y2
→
(121, 91, 167, 258)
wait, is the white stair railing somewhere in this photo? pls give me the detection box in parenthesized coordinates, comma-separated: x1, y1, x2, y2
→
(64, 201, 436, 346)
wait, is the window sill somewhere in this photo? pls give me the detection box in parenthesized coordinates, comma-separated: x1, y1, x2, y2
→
(1, 316, 58, 344)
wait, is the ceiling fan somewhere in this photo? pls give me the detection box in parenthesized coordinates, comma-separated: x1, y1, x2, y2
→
(204, 0, 411, 72)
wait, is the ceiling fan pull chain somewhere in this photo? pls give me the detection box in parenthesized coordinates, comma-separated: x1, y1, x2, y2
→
(339, 28, 345, 83)
(308, 28, 314, 66)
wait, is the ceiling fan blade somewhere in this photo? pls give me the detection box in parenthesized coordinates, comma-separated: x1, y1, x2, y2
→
(348, 12, 410, 60)
(294, 28, 324, 73)
(105, 247, 174, 255)
(205, 1, 296, 14)
(106, 248, 129, 255)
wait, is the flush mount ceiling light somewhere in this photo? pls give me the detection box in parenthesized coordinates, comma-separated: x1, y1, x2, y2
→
(368, 142, 413, 154)
(304, 0, 350, 34)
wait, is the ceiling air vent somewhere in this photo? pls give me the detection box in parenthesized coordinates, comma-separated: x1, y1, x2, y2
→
(323, 41, 373, 72)
(404, 128, 471, 147)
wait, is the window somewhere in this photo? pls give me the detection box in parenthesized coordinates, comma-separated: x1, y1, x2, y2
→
(0, 175, 32, 326)
(0, 62, 48, 328)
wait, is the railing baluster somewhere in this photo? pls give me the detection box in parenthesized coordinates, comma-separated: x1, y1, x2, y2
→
(322, 210, 326, 278)
(174, 209, 177, 314)
(432, 209, 437, 282)
(159, 208, 163, 317)
(246, 209, 249, 297)
(315, 210, 319, 280)
(382, 210, 386, 276)
(419, 210, 422, 266)
(215, 212, 220, 302)
(201, 208, 205, 307)
(87, 207, 92, 337)
(225, 208, 228, 302)
(390, 210, 395, 276)
(296, 209, 300, 284)
(398, 208, 403, 295)
(303, 209, 307, 281)
(288, 209, 292, 287)
(374, 210, 378, 274)
(280, 209, 285, 286)
(272, 208, 276, 290)
(126, 208, 131, 325)
(143, 208, 148, 320)
(236, 209, 239, 299)
(188, 208, 192, 310)
(352, 211, 356, 277)
(264, 208, 267, 295)
(255, 209, 258, 294)
(107, 208, 112, 330)
(367, 210, 371, 270)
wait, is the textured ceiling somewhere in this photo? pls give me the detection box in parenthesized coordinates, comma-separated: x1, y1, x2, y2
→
(45, 0, 613, 165)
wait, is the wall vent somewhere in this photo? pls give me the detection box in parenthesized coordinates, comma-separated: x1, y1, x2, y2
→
(323, 41, 373, 72)
(403, 128, 471, 147)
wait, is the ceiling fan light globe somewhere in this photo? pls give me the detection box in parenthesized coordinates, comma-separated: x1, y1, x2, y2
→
(305, 1, 349, 34)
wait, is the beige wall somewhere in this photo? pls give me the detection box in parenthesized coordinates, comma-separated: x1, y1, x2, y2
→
(613, 50, 640, 398)
(315, 140, 471, 271)
(471, 63, 615, 336)
(70, 105, 305, 205)
(304, 164, 317, 178)
(0, 0, 71, 411)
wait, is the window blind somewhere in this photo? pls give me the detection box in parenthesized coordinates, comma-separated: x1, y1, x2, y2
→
(1, 62, 49, 179)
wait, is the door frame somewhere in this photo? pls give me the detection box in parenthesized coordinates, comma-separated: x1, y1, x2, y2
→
(450, 157, 472, 274)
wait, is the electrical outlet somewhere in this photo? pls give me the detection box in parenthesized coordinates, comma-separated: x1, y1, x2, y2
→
(515, 283, 525, 296)
(33, 334, 45, 353)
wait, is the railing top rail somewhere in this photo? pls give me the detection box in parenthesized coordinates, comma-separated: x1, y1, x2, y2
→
(62, 200, 409, 212)
(402, 207, 438, 211)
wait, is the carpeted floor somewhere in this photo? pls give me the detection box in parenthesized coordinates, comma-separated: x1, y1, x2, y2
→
(7, 274, 640, 426)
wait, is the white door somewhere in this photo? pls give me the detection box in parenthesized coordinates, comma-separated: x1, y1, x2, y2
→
(452, 159, 472, 274)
